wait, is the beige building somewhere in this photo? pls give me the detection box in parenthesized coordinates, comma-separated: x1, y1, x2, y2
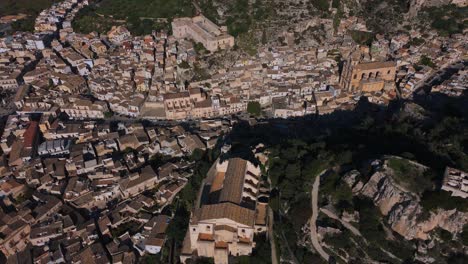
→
(119, 166, 159, 198)
(181, 158, 267, 264)
(340, 60, 396, 93)
(62, 97, 108, 119)
(172, 15, 234, 52)
(0, 218, 31, 257)
(441, 167, 468, 198)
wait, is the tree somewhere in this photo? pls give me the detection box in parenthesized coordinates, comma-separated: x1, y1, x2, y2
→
(461, 224, 468, 246)
(190, 148, 204, 162)
(247, 101, 261, 116)
(332, 0, 340, 8)
(312, 0, 330, 12)
(419, 55, 435, 68)
(261, 30, 267, 45)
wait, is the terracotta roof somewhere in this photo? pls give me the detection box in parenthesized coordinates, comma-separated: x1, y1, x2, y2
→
(23, 121, 39, 148)
(354, 61, 396, 71)
(238, 236, 252, 244)
(146, 237, 165, 247)
(198, 233, 214, 241)
(219, 158, 247, 204)
(255, 203, 267, 226)
(197, 203, 255, 227)
(163, 91, 190, 100)
(215, 241, 228, 249)
(209, 172, 225, 194)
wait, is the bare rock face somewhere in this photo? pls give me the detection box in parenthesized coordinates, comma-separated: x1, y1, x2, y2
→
(359, 164, 468, 240)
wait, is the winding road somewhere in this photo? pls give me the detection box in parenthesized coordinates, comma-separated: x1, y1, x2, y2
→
(268, 207, 279, 264)
(310, 171, 330, 262)
(320, 208, 362, 238)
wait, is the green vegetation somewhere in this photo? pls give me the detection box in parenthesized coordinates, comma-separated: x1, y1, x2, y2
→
(311, 0, 330, 12)
(198, 0, 275, 37)
(111, 221, 141, 238)
(225, 0, 250, 37)
(72, 5, 115, 34)
(349, 30, 375, 46)
(232, 234, 271, 264)
(14, 187, 33, 204)
(198, 0, 219, 23)
(422, 4, 467, 36)
(461, 224, 468, 246)
(228, 89, 468, 262)
(104, 111, 113, 118)
(247, 101, 261, 116)
(387, 158, 432, 193)
(166, 203, 190, 243)
(419, 55, 435, 68)
(178, 61, 191, 69)
(237, 31, 259, 56)
(333, 8, 344, 33)
(10, 16, 35, 32)
(408, 37, 425, 47)
(193, 42, 207, 55)
(421, 190, 468, 213)
(332, 0, 340, 9)
(359, 0, 409, 34)
(160, 147, 221, 263)
(72, 0, 194, 35)
(0, 0, 60, 16)
(0, 0, 60, 33)
(192, 63, 211, 81)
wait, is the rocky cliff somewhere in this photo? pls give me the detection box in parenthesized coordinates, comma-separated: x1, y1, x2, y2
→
(344, 160, 468, 240)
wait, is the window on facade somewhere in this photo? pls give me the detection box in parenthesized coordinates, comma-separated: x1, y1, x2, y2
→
(241, 229, 245, 233)
(206, 226, 211, 231)
(387, 70, 391, 74)
(353, 74, 357, 79)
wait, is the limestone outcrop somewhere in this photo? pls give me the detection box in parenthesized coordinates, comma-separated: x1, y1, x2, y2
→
(345, 160, 468, 240)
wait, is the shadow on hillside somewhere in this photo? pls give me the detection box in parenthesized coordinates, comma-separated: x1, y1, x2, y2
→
(223, 93, 468, 187)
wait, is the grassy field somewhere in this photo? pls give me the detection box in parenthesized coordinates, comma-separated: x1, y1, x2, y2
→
(73, 0, 194, 35)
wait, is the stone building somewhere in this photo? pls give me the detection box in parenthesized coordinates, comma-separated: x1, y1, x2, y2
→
(340, 59, 396, 93)
(180, 158, 267, 264)
(172, 15, 234, 52)
(441, 167, 468, 198)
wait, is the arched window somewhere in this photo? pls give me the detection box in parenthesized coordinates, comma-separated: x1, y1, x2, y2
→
(361, 73, 366, 79)
(369, 72, 373, 79)
(353, 74, 357, 79)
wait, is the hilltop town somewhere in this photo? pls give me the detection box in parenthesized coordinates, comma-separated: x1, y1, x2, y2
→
(0, 0, 467, 263)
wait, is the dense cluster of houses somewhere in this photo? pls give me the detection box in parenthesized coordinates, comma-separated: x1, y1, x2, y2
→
(0, 111, 232, 262)
(0, 0, 467, 263)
